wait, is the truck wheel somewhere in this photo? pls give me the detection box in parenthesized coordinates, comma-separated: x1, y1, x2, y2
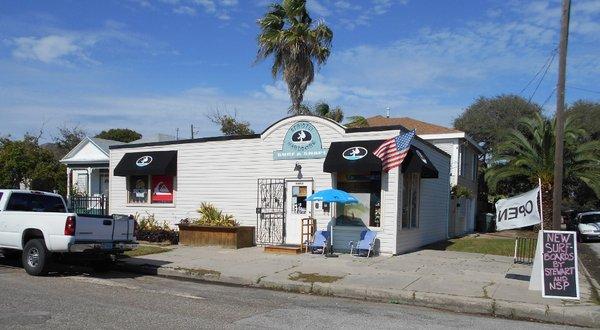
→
(22, 239, 50, 276)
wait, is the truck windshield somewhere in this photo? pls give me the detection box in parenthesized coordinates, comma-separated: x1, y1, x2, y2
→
(580, 214, 600, 224)
(6, 193, 66, 213)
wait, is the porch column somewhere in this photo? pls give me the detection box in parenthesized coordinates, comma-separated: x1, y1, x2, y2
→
(66, 168, 72, 198)
(87, 167, 93, 196)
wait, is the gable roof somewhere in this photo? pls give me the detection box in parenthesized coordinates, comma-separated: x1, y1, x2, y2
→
(60, 137, 123, 164)
(366, 116, 462, 135)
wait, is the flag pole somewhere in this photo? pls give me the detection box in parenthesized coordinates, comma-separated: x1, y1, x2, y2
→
(538, 178, 544, 231)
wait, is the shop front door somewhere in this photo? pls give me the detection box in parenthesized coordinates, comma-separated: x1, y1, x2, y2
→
(285, 180, 313, 245)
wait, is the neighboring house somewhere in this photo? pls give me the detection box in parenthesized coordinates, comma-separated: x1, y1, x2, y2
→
(60, 137, 123, 198)
(366, 116, 483, 237)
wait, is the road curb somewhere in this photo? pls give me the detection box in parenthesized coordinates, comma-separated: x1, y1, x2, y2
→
(115, 261, 600, 328)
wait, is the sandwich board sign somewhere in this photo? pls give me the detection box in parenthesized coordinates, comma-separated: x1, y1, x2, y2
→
(541, 230, 579, 299)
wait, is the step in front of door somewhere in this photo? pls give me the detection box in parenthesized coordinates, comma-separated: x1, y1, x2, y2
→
(264, 245, 302, 254)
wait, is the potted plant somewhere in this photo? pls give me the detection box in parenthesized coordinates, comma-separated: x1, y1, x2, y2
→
(177, 203, 255, 249)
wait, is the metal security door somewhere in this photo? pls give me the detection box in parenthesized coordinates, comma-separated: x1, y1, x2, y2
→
(256, 178, 285, 245)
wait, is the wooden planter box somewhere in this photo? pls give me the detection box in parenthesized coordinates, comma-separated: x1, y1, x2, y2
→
(177, 224, 255, 249)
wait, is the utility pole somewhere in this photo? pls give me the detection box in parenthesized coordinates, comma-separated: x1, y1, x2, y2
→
(190, 124, 194, 139)
(552, 0, 571, 230)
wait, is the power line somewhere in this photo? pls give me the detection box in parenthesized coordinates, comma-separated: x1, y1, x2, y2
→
(570, 86, 600, 95)
(541, 88, 556, 108)
(528, 50, 556, 103)
(519, 48, 558, 95)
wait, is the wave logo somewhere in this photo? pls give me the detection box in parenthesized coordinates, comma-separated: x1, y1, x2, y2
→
(136, 155, 153, 167)
(291, 130, 312, 145)
(342, 147, 368, 160)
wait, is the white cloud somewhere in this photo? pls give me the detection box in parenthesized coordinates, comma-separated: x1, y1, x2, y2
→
(307, 0, 331, 17)
(173, 6, 197, 15)
(12, 35, 81, 63)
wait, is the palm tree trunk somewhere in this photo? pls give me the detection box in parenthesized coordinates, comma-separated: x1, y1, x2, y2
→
(540, 182, 553, 230)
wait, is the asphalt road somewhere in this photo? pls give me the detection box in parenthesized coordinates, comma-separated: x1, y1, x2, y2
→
(0, 257, 581, 329)
(579, 241, 600, 285)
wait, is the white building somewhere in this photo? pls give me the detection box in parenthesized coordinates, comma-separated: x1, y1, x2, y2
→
(366, 116, 483, 236)
(60, 137, 122, 198)
(108, 116, 451, 255)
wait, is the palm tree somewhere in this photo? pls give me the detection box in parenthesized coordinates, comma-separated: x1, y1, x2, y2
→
(256, 0, 333, 113)
(485, 113, 600, 229)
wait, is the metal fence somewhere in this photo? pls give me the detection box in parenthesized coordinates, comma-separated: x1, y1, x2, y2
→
(70, 195, 109, 216)
(513, 236, 537, 264)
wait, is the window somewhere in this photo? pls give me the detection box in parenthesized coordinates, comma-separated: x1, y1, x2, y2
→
(459, 145, 467, 177)
(291, 185, 308, 214)
(336, 172, 382, 227)
(129, 175, 149, 204)
(402, 173, 420, 229)
(128, 175, 175, 204)
(76, 173, 89, 195)
(151, 175, 174, 204)
(6, 193, 66, 213)
(472, 154, 478, 180)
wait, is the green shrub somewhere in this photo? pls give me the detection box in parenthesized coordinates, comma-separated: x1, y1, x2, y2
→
(135, 212, 178, 244)
(191, 202, 238, 227)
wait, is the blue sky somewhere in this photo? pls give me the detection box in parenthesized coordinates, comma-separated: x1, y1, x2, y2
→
(1, 0, 599, 141)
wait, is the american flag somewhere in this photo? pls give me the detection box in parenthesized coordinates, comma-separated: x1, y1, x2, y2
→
(373, 130, 416, 172)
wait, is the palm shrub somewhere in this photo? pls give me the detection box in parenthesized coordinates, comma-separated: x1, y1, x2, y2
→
(485, 113, 600, 229)
(256, 0, 333, 113)
(194, 202, 238, 227)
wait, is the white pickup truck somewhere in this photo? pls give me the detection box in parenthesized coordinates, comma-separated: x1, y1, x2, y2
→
(0, 189, 137, 275)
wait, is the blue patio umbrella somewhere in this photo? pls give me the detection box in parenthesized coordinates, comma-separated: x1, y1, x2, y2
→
(306, 188, 357, 257)
(306, 188, 358, 204)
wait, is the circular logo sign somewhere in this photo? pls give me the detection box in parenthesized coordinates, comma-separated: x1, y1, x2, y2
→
(291, 130, 312, 145)
(415, 149, 428, 164)
(343, 147, 368, 160)
(136, 155, 153, 167)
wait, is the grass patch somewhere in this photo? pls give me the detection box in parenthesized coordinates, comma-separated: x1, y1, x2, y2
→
(427, 236, 515, 257)
(288, 272, 344, 283)
(120, 245, 173, 258)
(175, 267, 221, 278)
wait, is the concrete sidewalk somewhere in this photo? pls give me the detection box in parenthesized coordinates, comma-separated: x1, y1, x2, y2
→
(117, 246, 600, 327)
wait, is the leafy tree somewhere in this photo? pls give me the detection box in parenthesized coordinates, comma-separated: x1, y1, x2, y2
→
(567, 100, 600, 140)
(454, 95, 542, 157)
(53, 125, 86, 158)
(208, 112, 255, 136)
(257, 0, 333, 113)
(345, 116, 369, 128)
(95, 128, 142, 143)
(485, 113, 600, 229)
(0, 135, 66, 195)
(312, 102, 343, 122)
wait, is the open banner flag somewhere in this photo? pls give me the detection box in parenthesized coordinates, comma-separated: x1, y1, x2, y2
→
(495, 187, 541, 231)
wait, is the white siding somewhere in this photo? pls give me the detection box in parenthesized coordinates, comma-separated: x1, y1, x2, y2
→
(109, 116, 450, 254)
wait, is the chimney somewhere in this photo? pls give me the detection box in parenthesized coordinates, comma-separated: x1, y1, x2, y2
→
(386, 107, 390, 118)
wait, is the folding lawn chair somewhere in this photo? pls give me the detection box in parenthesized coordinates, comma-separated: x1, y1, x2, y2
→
(349, 230, 377, 257)
(305, 230, 330, 254)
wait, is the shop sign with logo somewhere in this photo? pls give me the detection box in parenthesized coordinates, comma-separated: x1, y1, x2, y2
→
(273, 121, 328, 160)
(136, 155, 153, 167)
(152, 175, 174, 203)
(342, 147, 368, 160)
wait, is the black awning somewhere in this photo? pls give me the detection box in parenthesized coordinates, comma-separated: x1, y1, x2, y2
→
(402, 146, 439, 178)
(323, 140, 384, 173)
(114, 151, 177, 177)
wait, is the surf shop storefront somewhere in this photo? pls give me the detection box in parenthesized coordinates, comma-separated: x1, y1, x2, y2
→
(108, 115, 451, 255)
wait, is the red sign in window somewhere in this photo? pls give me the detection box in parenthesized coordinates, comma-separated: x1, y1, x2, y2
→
(151, 175, 173, 203)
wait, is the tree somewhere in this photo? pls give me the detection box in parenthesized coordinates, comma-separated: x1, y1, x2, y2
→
(454, 95, 542, 157)
(256, 0, 333, 113)
(312, 102, 343, 122)
(485, 113, 600, 229)
(95, 128, 142, 143)
(345, 116, 369, 128)
(0, 135, 66, 195)
(567, 100, 600, 140)
(53, 125, 86, 158)
(208, 112, 255, 136)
